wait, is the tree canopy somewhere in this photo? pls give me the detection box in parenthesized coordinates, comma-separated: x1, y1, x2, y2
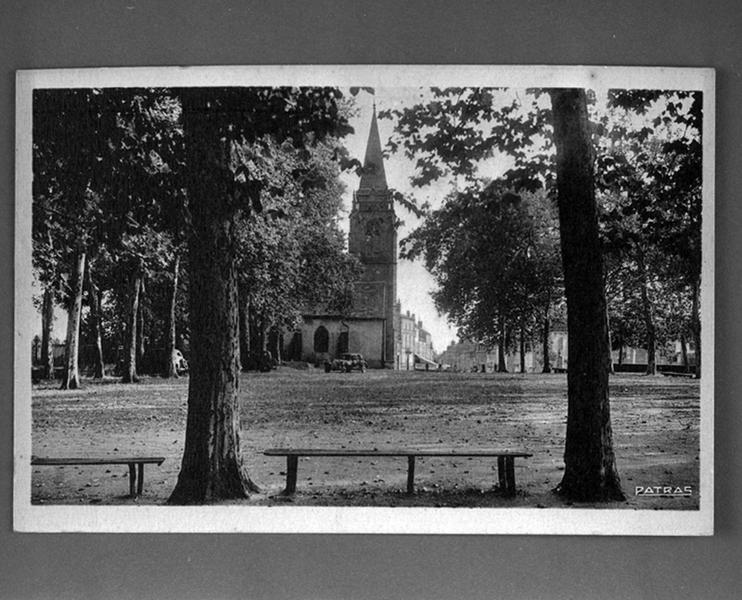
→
(32, 87, 361, 384)
(402, 182, 561, 362)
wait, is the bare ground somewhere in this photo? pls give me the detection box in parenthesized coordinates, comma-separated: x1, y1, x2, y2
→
(29, 369, 700, 509)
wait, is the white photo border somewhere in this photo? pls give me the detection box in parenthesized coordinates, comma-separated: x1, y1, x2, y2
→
(14, 65, 715, 534)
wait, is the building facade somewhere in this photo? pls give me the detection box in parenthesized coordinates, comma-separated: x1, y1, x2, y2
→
(395, 306, 436, 369)
(436, 327, 569, 373)
(436, 328, 695, 373)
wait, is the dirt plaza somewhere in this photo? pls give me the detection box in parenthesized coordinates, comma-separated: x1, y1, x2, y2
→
(30, 369, 700, 509)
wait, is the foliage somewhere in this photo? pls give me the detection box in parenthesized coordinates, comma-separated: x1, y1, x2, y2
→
(597, 91, 702, 362)
(603, 91, 702, 284)
(402, 182, 561, 347)
(234, 136, 361, 333)
(381, 88, 554, 191)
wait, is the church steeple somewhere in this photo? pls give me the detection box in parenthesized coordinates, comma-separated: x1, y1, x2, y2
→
(358, 104, 388, 190)
(348, 101, 397, 368)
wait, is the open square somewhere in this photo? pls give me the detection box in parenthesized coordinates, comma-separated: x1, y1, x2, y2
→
(31, 369, 700, 509)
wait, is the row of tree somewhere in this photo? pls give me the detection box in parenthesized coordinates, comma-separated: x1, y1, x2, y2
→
(33, 88, 361, 389)
(386, 88, 702, 379)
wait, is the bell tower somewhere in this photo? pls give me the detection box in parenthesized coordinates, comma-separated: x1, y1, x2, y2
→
(349, 105, 397, 366)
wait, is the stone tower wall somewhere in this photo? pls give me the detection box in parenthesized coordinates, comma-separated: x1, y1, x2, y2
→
(348, 190, 397, 366)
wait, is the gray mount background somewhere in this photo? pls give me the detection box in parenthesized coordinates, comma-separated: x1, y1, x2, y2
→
(1, 1, 740, 599)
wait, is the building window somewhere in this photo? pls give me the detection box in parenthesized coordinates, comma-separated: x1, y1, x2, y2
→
(337, 330, 349, 354)
(314, 326, 329, 353)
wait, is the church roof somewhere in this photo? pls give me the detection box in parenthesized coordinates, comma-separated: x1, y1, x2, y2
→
(358, 105, 388, 190)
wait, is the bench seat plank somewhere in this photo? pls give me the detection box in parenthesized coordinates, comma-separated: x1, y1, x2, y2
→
(264, 449, 531, 458)
(32, 457, 165, 465)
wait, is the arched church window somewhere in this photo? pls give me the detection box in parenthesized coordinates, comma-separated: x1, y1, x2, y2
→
(337, 331, 349, 354)
(314, 326, 329, 353)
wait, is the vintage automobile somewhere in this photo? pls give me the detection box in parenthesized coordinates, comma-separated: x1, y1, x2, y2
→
(324, 353, 368, 373)
(173, 349, 189, 375)
(244, 350, 277, 372)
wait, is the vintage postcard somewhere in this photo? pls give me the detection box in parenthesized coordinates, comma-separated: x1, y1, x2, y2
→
(14, 65, 714, 534)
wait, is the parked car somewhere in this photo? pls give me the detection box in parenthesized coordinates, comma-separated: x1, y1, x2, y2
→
(173, 349, 189, 375)
(324, 353, 368, 373)
(244, 350, 276, 372)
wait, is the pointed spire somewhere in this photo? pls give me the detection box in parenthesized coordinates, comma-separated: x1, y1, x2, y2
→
(359, 104, 388, 190)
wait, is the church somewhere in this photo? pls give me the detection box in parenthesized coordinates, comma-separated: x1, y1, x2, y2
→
(283, 107, 434, 369)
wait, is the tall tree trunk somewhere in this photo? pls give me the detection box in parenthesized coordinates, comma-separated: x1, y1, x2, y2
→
(121, 272, 142, 383)
(247, 307, 263, 360)
(259, 318, 267, 353)
(268, 327, 282, 364)
(541, 298, 551, 373)
(606, 306, 615, 375)
(690, 278, 701, 379)
(137, 288, 146, 370)
(497, 313, 508, 372)
(636, 248, 657, 375)
(618, 343, 624, 366)
(84, 262, 105, 378)
(549, 89, 624, 502)
(163, 254, 181, 378)
(41, 286, 55, 379)
(60, 251, 86, 390)
(238, 295, 250, 372)
(168, 89, 258, 504)
(519, 322, 526, 373)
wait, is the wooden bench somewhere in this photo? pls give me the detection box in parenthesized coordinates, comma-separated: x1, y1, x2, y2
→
(263, 448, 532, 497)
(31, 456, 165, 497)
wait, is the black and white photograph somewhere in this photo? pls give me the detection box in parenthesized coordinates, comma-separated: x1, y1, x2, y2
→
(14, 65, 714, 534)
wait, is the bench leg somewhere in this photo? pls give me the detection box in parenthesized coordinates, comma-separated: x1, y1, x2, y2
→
(281, 455, 299, 496)
(497, 456, 507, 491)
(504, 456, 516, 497)
(128, 463, 136, 497)
(407, 456, 416, 494)
(137, 463, 144, 496)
